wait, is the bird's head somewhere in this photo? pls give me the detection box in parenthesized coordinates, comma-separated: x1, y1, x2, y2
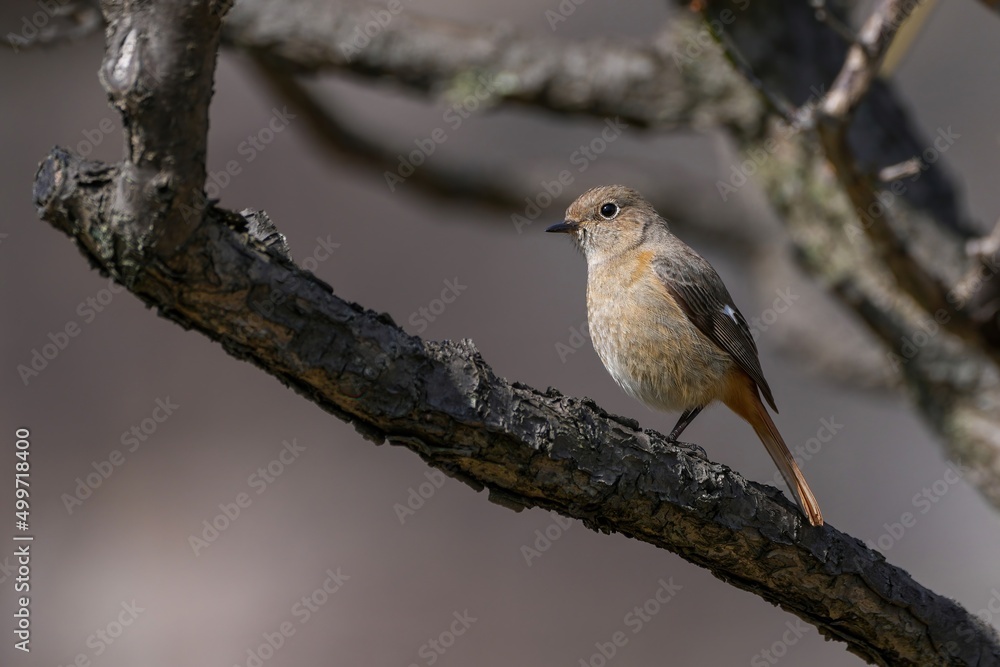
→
(546, 185, 666, 261)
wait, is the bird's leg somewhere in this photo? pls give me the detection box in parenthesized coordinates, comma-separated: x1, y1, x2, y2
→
(666, 407, 707, 459)
(667, 406, 703, 442)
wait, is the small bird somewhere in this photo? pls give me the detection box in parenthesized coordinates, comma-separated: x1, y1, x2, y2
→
(547, 185, 823, 526)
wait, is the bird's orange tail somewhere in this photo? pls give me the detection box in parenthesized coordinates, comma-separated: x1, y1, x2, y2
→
(722, 373, 824, 526)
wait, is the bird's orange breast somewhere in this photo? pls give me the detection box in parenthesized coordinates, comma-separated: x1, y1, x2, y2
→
(585, 249, 733, 411)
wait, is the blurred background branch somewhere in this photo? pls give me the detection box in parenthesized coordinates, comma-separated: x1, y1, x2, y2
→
(2, 0, 100, 52)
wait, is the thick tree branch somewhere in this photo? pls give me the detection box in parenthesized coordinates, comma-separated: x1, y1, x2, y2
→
(95, 0, 229, 264)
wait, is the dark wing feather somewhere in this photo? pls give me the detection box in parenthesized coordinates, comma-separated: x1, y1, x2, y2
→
(652, 251, 777, 412)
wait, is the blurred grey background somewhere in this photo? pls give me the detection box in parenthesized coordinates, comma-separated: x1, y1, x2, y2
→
(2, 1, 1000, 666)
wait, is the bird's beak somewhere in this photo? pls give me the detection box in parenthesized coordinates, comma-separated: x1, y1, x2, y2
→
(545, 220, 579, 234)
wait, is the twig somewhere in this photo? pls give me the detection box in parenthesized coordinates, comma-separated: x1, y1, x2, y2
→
(809, 0, 857, 44)
(819, 0, 914, 120)
(878, 157, 923, 183)
(95, 0, 231, 265)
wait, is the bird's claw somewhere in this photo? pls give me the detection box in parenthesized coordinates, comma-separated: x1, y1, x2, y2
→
(666, 438, 708, 461)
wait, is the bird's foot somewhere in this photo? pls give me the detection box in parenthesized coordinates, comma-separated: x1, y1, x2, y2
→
(666, 438, 708, 461)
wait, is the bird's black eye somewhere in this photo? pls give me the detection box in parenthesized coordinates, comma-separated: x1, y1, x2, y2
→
(599, 202, 619, 219)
